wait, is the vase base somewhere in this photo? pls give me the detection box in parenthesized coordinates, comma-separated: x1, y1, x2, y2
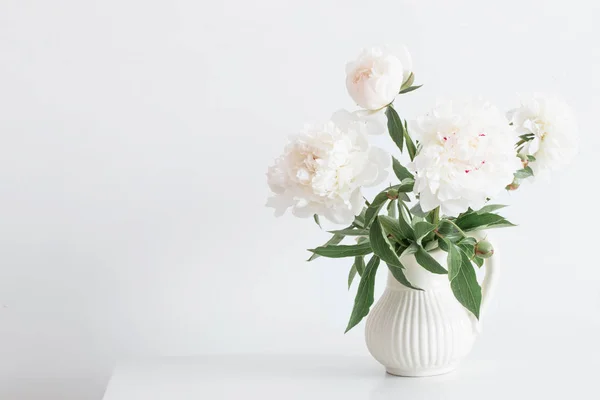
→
(385, 364, 458, 377)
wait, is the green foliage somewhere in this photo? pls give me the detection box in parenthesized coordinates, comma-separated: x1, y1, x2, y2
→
(363, 185, 404, 228)
(400, 72, 415, 90)
(304, 99, 518, 326)
(369, 217, 404, 268)
(345, 256, 380, 333)
(514, 166, 534, 179)
(392, 156, 414, 182)
(457, 238, 476, 259)
(347, 264, 357, 289)
(397, 178, 415, 193)
(313, 214, 322, 229)
(413, 221, 436, 244)
(450, 249, 482, 319)
(328, 228, 370, 236)
(455, 212, 515, 231)
(436, 220, 463, 241)
(403, 243, 420, 256)
(386, 262, 421, 291)
(414, 246, 447, 274)
(473, 256, 485, 268)
(399, 84, 423, 94)
(378, 215, 408, 242)
(386, 106, 405, 152)
(476, 204, 507, 214)
(308, 242, 373, 258)
(444, 239, 462, 281)
(387, 199, 397, 218)
(354, 256, 365, 276)
(398, 203, 415, 240)
(410, 203, 429, 217)
(353, 208, 367, 228)
(307, 233, 345, 262)
(403, 120, 417, 161)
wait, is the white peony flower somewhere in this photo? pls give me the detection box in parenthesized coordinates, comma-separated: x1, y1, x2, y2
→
(507, 94, 578, 178)
(266, 110, 390, 224)
(346, 45, 412, 111)
(410, 100, 522, 217)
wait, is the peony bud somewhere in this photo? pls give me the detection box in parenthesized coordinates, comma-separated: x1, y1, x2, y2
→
(506, 181, 520, 191)
(474, 240, 494, 259)
(386, 188, 399, 199)
(345, 46, 412, 110)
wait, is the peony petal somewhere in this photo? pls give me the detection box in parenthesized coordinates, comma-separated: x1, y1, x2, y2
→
(353, 109, 387, 135)
(419, 188, 440, 213)
(440, 199, 468, 217)
(362, 146, 390, 187)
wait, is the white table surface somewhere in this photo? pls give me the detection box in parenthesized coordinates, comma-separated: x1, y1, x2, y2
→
(102, 351, 600, 399)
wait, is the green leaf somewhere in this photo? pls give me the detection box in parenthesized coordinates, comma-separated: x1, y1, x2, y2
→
(486, 218, 517, 229)
(410, 203, 429, 218)
(514, 166, 534, 179)
(450, 251, 482, 319)
(425, 208, 438, 224)
(379, 215, 407, 242)
(355, 256, 365, 276)
(347, 264, 357, 289)
(385, 106, 404, 152)
(527, 155, 536, 162)
(473, 256, 484, 268)
(458, 242, 475, 259)
(369, 217, 403, 268)
(353, 209, 367, 228)
(364, 192, 388, 228)
(307, 234, 344, 261)
(455, 212, 515, 232)
(313, 214, 322, 229)
(399, 84, 423, 94)
(476, 204, 507, 214)
(403, 243, 420, 256)
(398, 204, 415, 240)
(308, 242, 373, 258)
(414, 221, 436, 243)
(363, 186, 401, 228)
(403, 119, 417, 161)
(444, 239, 462, 281)
(386, 263, 421, 290)
(436, 220, 462, 241)
(457, 237, 477, 259)
(414, 247, 447, 274)
(400, 72, 415, 91)
(397, 178, 415, 193)
(387, 199, 397, 218)
(424, 239, 439, 252)
(328, 228, 370, 236)
(459, 237, 477, 246)
(438, 237, 449, 251)
(345, 256, 380, 333)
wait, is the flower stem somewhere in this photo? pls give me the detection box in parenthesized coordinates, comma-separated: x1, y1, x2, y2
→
(432, 207, 440, 225)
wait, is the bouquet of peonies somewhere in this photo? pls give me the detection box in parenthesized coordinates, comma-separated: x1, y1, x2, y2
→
(266, 45, 578, 333)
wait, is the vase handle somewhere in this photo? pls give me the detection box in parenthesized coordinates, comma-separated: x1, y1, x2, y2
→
(472, 232, 500, 334)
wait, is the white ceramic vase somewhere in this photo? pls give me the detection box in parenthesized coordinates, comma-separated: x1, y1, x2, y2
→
(365, 244, 498, 377)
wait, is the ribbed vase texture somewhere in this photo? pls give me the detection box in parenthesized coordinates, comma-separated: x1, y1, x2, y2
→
(365, 248, 495, 377)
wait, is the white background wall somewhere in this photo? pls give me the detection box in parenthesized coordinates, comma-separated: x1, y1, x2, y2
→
(1, 0, 599, 399)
